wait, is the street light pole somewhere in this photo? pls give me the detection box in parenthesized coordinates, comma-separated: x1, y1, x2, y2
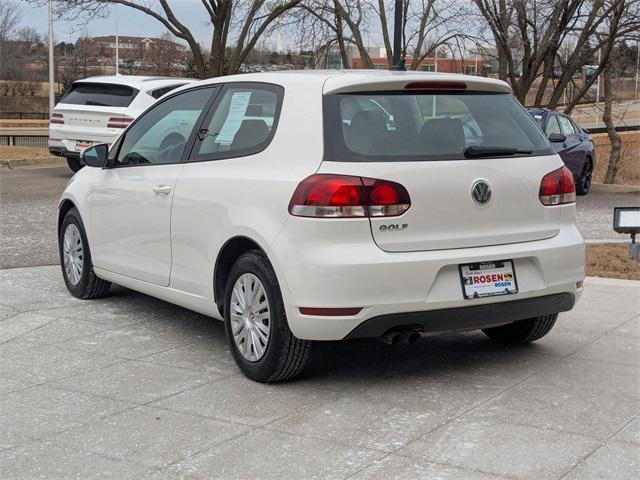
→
(635, 37, 639, 100)
(390, 0, 404, 71)
(48, 0, 55, 114)
(115, 4, 119, 75)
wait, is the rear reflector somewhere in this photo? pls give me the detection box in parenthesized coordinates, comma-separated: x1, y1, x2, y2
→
(539, 166, 576, 206)
(576, 280, 584, 289)
(289, 174, 411, 218)
(49, 113, 64, 125)
(405, 81, 467, 90)
(299, 307, 362, 316)
(107, 115, 134, 129)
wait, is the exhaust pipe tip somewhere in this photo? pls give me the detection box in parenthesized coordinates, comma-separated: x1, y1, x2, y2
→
(379, 330, 403, 345)
(406, 331, 421, 345)
(379, 329, 422, 345)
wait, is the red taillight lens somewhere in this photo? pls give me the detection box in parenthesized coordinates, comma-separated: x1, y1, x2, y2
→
(50, 113, 64, 125)
(289, 174, 410, 218)
(107, 115, 134, 129)
(539, 166, 576, 206)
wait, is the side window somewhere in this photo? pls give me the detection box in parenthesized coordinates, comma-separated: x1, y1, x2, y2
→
(546, 115, 562, 135)
(558, 115, 575, 136)
(116, 87, 215, 166)
(192, 83, 283, 161)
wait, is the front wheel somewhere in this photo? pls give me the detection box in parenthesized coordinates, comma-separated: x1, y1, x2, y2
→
(482, 314, 557, 344)
(224, 250, 311, 382)
(66, 157, 83, 172)
(576, 159, 592, 195)
(59, 207, 111, 299)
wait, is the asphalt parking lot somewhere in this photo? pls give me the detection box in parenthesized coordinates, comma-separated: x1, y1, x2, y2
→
(1, 165, 639, 479)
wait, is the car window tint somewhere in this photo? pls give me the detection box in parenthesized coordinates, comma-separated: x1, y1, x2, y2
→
(324, 92, 551, 161)
(546, 115, 562, 135)
(193, 84, 283, 160)
(558, 115, 575, 136)
(116, 87, 213, 166)
(61, 83, 139, 107)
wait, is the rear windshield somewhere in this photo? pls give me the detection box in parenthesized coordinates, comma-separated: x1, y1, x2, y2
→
(324, 92, 553, 161)
(60, 82, 139, 107)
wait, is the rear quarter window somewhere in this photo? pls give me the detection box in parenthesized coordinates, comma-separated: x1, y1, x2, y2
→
(60, 83, 139, 107)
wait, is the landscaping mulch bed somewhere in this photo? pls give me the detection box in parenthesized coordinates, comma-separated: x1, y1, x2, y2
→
(587, 243, 640, 280)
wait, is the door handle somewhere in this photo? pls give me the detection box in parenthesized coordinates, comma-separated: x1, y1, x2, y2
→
(153, 185, 172, 195)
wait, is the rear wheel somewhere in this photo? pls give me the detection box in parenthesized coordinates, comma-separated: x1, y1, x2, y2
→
(66, 157, 83, 172)
(482, 314, 557, 344)
(576, 159, 592, 195)
(224, 250, 311, 382)
(59, 207, 111, 299)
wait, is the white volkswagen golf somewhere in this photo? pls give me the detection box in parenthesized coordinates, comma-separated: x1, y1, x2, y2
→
(58, 71, 585, 382)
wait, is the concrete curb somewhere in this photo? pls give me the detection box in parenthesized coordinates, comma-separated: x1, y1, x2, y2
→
(590, 183, 640, 194)
(0, 157, 66, 170)
(586, 276, 640, 287)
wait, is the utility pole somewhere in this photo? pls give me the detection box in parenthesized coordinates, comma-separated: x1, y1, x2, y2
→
(390, 0, 404, 70)
(115, 4, 119, 75)
(48, 0, 55, 113)
(635, 37, 639, 100)
(595, 48, 601, 128)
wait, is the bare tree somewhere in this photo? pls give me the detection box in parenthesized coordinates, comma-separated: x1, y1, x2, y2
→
(472, 0, 640, 109)
(38, 0, 303, 78)
(0, 0, 22, 80)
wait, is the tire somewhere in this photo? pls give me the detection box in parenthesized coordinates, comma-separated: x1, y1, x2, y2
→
(59, 207, 111, 299)
(66, 157, 83, 172)
(224, 250, 311, 382)
(576, 158, 592, 196)
(482, 314, 557, 344)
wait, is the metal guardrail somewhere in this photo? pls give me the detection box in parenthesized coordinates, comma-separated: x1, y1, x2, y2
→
(586, 125, 640, 134)
(0, 135, 49, 148)
(0, 112, 49, 120)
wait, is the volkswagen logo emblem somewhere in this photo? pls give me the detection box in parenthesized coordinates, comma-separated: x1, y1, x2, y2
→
(471, 180, 492, 205)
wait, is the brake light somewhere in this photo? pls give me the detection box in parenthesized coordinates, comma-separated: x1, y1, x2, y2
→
(539, 166, 576, 206)
(405, 81, 467, 90)
(107, 115, 134, 129)
(289, 174, 411, 218)
(50, 113, 64, 125)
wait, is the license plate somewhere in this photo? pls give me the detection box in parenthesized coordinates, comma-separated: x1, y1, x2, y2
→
(75, 140, 94, 151)
(459, 260, 518, 299)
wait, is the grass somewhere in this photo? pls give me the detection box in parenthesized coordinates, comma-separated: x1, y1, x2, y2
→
(587, 243, 640, 280)
(592, 131, 640, 186)
(0, 146, 52, 160)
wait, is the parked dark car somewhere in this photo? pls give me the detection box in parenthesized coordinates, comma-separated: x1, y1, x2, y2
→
(527, 108, 595, 195)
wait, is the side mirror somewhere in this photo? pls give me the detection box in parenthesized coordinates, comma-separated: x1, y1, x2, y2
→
(548, 133, 566, 143)
(81, 144, 108, 168)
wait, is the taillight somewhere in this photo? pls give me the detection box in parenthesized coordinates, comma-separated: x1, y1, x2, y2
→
(539, 166, 576, 206)
(107, 115, 134, 129)
(50, 113, 64, 125)
(289, 174, 411, 218)
(405, 81, 467, 90)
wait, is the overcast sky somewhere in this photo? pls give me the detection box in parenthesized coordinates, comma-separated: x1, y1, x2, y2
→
(24, 1, 216, 45)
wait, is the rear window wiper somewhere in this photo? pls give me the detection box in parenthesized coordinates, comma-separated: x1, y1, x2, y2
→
(464, 146, 533, 158)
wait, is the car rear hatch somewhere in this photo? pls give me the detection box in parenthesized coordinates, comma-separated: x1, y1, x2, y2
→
(52, 82, 139, 136)
(320, 75, 568, 252)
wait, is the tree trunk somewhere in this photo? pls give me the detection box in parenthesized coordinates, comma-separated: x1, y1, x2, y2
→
(602, 67, 621, 185)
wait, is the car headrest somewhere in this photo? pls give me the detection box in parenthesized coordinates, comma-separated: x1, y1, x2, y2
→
(419, 118, 465, 154)
(346, 110, 388, 154)
(245, 104, 264, 116)
(231, 119, 270, 150)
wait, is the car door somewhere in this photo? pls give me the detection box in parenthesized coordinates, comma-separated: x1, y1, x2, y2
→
(168, 83, 285, 297)
(557, 114, 583, 175)
(89, 86, 218, 286)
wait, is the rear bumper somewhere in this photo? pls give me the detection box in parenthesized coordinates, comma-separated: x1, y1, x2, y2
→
(345, 292, 574, 339)
(271, 219, 585, 341)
